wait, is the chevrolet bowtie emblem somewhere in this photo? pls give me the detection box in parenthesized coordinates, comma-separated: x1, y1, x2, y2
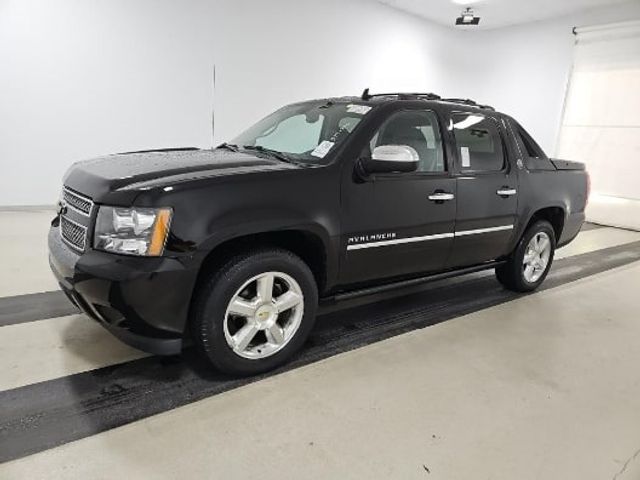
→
(57, 201, 67, 216)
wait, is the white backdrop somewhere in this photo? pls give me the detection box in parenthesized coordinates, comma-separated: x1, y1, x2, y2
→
(0, 0, 459, 206)
(557, 21, 640, 230)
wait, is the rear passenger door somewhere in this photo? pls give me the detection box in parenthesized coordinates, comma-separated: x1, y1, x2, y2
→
(446, 111, 519, 268)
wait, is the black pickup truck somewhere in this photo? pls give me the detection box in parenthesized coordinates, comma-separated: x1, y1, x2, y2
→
(49, 91, 588, 375)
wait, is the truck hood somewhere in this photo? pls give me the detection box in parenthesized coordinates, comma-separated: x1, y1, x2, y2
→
(63, 148, 300, 199)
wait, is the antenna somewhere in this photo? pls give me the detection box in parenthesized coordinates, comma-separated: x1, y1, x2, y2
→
(211, 64, 216, 147)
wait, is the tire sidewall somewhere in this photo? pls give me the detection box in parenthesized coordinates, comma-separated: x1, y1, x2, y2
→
(194, 250, 318, 375)
(514, 221, 556, 291)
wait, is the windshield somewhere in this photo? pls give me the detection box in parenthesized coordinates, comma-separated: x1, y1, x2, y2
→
(230, 101, 373, 164)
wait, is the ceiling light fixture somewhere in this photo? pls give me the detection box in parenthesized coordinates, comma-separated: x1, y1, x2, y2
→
(455, 7, 480, 26)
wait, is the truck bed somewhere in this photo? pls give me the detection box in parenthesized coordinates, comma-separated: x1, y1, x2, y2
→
(551, 159, 585, 171)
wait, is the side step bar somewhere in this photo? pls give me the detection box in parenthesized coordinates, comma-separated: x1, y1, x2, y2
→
(323, 261, 505, 303)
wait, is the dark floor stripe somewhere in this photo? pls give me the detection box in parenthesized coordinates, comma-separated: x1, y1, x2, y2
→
(1, 241, 639, 463)
(0, 291, 77, 327)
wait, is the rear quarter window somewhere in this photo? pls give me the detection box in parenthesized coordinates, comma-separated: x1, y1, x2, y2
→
(510, 120, 555, 171)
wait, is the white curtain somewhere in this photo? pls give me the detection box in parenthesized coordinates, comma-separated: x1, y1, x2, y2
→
(557, 21, 640, 231)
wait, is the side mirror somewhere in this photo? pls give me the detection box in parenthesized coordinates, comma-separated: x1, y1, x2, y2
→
(360, 145, 419, 174)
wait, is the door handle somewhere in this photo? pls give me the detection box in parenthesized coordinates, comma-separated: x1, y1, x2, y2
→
(496, 188, 517, 197)
(428, 192, 455, 202)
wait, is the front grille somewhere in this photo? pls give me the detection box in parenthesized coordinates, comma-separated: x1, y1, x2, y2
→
(63, 187, 93, 216)
(60, 215, 87, 251)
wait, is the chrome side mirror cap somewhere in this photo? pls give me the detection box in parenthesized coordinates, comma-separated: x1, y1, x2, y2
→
(361, 145, 419, 174)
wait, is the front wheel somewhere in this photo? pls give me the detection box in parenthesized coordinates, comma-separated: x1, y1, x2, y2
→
(191, 249, 318, 376)
(496, 220, 556, 292)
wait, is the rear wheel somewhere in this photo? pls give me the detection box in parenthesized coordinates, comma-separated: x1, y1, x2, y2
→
(496, 220, 555, 292)
(192, 248, 318, 375)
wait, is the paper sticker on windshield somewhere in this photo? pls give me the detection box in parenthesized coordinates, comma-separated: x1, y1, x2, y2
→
(346, 104, 372, 115)
(311, 140, 335, 158)
(460, 146, 471, 168)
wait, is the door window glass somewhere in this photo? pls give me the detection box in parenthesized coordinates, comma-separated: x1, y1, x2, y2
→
(451, 113, 504, 172)
(369, 110, 445, 173)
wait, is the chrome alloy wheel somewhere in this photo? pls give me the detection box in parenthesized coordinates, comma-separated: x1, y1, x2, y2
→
(522, 232, 552, 283)
(223, 271, 304, 360)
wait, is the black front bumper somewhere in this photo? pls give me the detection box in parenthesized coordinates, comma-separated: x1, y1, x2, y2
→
(48, 224, 198, 355)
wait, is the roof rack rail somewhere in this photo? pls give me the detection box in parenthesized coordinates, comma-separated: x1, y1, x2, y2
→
(359, 89, 495, 111)
(361, 88, 441, 101)
(440, 97, 495, 111)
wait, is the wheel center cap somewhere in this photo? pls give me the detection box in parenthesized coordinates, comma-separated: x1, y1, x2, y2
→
(255, 304, 277, 328)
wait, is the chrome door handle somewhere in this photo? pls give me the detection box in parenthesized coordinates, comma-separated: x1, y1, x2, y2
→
(428, 192, 455, 202)
(496, 188, 517, 197)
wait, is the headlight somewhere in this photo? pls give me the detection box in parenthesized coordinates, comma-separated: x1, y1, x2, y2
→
(94, 206, 172, 256)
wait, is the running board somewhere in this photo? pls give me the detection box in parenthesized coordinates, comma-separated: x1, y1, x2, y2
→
(324, 261, 505, 303)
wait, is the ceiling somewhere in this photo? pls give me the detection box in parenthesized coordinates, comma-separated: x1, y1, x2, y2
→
(374, 0, 631, 29)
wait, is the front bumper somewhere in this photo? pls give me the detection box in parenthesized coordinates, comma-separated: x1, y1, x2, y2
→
(48, 222, 198, 355)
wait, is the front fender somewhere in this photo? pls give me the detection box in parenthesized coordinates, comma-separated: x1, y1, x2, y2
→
(193, 216, 339, 292)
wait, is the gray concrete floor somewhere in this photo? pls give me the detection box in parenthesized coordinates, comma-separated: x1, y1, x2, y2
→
(0, 209, 59, 298)
(1, 212, 640, 479)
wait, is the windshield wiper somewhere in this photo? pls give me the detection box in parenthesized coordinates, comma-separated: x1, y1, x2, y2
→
(216, 142, 240, 152)
(241, 145, 295, 164)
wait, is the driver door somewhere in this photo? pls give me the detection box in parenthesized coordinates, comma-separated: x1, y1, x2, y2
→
(339, 108, 456, 286)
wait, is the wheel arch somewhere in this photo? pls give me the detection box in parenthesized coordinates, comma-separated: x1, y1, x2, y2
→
(191, 227, 331, 306)
(523, 206, 566, 242)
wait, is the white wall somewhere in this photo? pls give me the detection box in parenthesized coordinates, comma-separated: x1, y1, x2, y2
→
(448, 1, 640, 156)
(0, 0, 216, 205)
(0, 0, 459, 206)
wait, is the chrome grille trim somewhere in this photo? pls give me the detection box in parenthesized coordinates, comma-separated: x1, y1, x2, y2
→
(60, 215, 88, 252)
(62, 187, 94, 216)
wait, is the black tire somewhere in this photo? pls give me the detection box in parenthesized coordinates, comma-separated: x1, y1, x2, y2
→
(496, 220, 556, 292)
(191, 248, 318, 376)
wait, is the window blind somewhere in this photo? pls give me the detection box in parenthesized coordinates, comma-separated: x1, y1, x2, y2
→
(556, 20, 640, 230)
